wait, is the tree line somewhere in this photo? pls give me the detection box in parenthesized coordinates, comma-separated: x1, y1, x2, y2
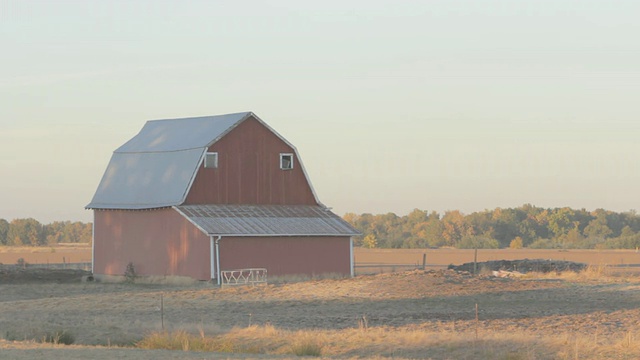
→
(0, 218, 92, 246)
(344, 204, 640, 249)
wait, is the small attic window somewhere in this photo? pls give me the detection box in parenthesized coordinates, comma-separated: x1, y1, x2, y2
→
(204, 152, 218, 168)
(280, 153, 293, 170)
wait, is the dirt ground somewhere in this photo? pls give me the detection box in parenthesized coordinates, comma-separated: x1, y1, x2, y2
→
(2, 266, 640, 359)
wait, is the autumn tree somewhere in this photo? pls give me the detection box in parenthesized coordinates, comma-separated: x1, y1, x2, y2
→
(510, 236, 524, 249)
(441, 210, 470, 246)
(6, 218, 45, 246)
(343, 205, 640, 249)
(362, 234, 378, 249)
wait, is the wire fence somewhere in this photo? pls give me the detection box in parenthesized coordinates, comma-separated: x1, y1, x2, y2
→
(7, 262, 92, 271)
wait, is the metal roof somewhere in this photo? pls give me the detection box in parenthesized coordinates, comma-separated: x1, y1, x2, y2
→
(86, 112, 321, 210)
(117, 112, 251, 153)
(175, 204, 360, 236)
(86, 149, 203, 209)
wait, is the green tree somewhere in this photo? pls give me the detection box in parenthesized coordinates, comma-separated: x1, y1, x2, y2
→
(563, 227, 585, 247)
(583, 211, 612, 240)
(0, 219, 9, 245)
(492, 208, 520, 247)
(45, 221, 67, 245)
(548, 207, 576, 238)
(413, 211, 445, 247)
(620, 225, 635, 238)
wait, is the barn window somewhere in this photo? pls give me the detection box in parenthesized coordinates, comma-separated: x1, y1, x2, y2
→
(280, 153, 293, 170)
(204, 152, 218, 168)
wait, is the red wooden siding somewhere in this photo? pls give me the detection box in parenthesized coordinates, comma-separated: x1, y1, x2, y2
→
(218, 236, 351, 276)
(184, 116, 317, 205)
(93, 208, 211, 280)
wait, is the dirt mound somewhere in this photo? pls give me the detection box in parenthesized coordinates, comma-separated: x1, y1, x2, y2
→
(0, 266, 91, 284)
(447, 258, 587, 273)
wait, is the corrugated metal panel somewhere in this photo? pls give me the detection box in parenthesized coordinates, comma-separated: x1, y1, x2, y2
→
(86, 149, 203, 209)
(176, 205, 360, 236)
(117, 112, 251, 152)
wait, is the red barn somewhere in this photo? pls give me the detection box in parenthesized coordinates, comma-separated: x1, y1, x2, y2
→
(86, 112, 358, 283)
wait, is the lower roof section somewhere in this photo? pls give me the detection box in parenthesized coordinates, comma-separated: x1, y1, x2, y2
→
(175, 204, 360, 237)
(86, 148, 204, 209)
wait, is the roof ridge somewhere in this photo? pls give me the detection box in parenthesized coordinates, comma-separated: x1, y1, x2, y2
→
(146, 111, 253, 123)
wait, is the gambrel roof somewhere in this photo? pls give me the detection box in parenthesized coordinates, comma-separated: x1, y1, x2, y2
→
(86, 112, 319, 210)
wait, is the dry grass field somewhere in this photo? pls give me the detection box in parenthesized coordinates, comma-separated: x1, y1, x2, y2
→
(2, 267, 640, 359)
(4, 245, 640, 271)
(0, 244, 91, 266)
(2, 246, 640, 359)
(354, 248, 640, 274)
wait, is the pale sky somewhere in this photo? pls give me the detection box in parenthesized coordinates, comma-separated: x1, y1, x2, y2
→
(1, 1, 639, 223)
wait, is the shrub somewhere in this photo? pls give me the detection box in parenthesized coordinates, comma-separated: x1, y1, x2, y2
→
(124, 262, 137, 283)
(290, 335, 323, 357)
(597, 234, 640, 249)
(43, 330, 75, 345)
(457, 236, 499, 249)
(528, 238, 560, 249)
(510, 237, 524, 249)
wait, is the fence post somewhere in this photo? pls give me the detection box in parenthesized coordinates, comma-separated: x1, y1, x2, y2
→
(473, 248, 478, 275)
(475, 303, 479, 340)
(422, 253, 426, 270)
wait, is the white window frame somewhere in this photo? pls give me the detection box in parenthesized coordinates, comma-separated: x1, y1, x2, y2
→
(204, 152, 218, 168)
(280, 153, 294, 170)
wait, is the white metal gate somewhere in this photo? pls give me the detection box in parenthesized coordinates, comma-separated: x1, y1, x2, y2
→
(220, 268, 267, 287)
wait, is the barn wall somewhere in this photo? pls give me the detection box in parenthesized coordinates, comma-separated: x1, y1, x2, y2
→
(184, 116, 317, 206)
(219, 236, 351, 276)
(93, 208, 211, 280)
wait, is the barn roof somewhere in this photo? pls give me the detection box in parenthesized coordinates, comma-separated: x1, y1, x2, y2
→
(175, 204, 360, 236)
(86, 112, 319, 209)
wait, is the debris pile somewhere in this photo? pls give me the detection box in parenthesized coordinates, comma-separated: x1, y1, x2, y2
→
(0, 265, 91, 284)
(448, 259, 587, 274)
